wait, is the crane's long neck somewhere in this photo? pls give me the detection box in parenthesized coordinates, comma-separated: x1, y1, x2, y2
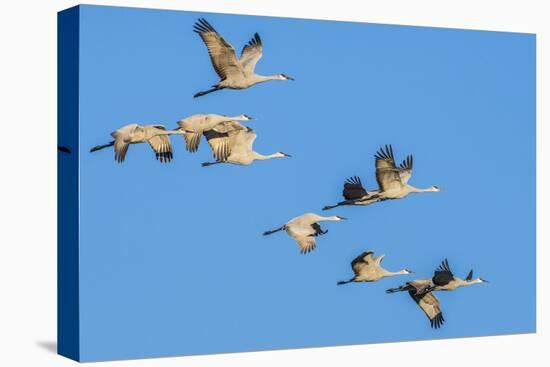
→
(455, 278, 483, 288)
(252, 152, 284, 161)
(408, 185, 437, 193)
(464, 279, 483, 286)
(159, 130, 185, 136)
(228, 115, 249, 121)
(316, 215, 343, 222)
(253, 74, 281, 84)
(382, 269, 409, 277)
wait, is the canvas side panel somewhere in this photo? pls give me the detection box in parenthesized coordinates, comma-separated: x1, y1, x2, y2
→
(57, 5, 80, 362)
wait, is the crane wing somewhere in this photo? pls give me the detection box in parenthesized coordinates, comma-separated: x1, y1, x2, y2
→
(184, 132, 202, 153)
(111, 123, 139, 141)
(409, 291, 445, 329)
(375, 145, 404, 192)
(351, 251, 375, 274)
(239, 33, 263, 74)
(342, 176, 369, 200)
(193, 18, 245, 81)
(147, 135, 173, 163)
(432, 258, 454, 286)
(203, 129, 232, 161)
(211, 120, 247, 133)
(229, 128, 257, 156)
(310, 222, 328, 237)
(203, 121, 247, 161)
(398, 155, 414, 184)
(113, 138, 130, 163)
(286, 222, 318, 255)
(295, 235, 317, 254)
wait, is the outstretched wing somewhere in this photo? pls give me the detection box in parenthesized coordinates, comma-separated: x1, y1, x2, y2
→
(375, 145, 403, 192)
(295, 236, 317, 254)
(147, 135, 173, 163)
(111, 124, 140, 163)
(228, 127, 257, 157)
(203, 121, 247, 161)
(193, 18, 244, 81)
(409, 291, 445, 329)
(351, 251, 375, 274)
(398, 155, 413, 184)
(433, 258, 454, 286)
(239, 33, 263, 74)
(465, 269, 474, 281)
(287, 221, 319, 255)
(113, 139, 130, 163)
(342, 176, 368, 200)
(184, 132, 202, 153)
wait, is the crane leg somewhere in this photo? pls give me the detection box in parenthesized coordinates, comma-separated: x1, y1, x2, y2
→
(201, 161, 223, 167)
(193, 86, 222, 98)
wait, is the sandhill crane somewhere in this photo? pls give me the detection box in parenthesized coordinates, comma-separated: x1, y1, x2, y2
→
(201, 121, 291, 166)
(386, 259, 488, 328)
(337, 251, 412, 285)
(387, 277, 445, 328)
(386, 259, 488, 295)
(323, 145, 440, 210)
(263, 213, 347, 254)
(58, 146, 71, 153)
(193, 18, 294, 98)
(176, 113, 254, 153)
(90, 124, 184, 163)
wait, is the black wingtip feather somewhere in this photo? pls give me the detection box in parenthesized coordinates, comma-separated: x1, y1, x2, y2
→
(374, 144, 395, 161)
(430, 313, 445, 329)
(399, 155, 414, 170)
(438, 258, 451, 272)
(193, 18, 217, 34)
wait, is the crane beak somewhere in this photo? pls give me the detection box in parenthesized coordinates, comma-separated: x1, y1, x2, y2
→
(480, 278, 489, 283)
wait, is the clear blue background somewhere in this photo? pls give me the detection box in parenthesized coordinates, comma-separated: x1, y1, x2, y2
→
(76, 5, 536, 361)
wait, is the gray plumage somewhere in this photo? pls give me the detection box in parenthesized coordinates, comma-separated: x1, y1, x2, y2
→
(201, 121, 291, 166)
(90, 123, 184, 163)
(176, 114, 254, 153)
(386, 259, 488, 328)
(263, 213, 347, 254)
(193, 18, 294, 98)
(323, 144, 440, 210)
(337, 251, 413, 285)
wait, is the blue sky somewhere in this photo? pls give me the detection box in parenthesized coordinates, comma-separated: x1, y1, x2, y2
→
(75, 5, 535, 361)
